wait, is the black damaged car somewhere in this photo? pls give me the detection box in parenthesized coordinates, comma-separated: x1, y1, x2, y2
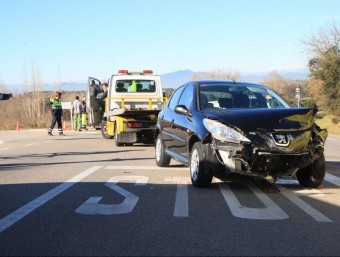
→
(155, 80, 328, 188)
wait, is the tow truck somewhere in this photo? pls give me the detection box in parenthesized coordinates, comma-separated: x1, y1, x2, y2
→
(87, 70, 167, 146)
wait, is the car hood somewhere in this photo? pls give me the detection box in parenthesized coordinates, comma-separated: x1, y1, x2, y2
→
(201, 108, 316, 132)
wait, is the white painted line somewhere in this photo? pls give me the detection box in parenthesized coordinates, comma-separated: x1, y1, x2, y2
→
(0, 148, 11, 151)
(324, 173, 340, 187)
(0, 166, 102, 233)
(165, 177, 190, 217)
(0, 141, 3, 144)
(24, 143, 36, 146)
(105, 166, 188, 171)
(280, 189, 332, 222)
(218, 181, 288, 220)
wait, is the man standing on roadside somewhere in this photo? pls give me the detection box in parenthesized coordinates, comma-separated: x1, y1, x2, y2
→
(48, 91, 64, 136)
(72, 96, 82, 131)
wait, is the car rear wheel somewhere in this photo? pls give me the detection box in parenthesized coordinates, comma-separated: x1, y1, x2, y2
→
(101, 120, 113, 139)
(155, 134, 171, 167)
(296, 152, 325, 188)
(190, 142, 213, 188)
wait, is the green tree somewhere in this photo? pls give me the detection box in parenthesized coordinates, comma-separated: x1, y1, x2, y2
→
(302, 21, 340, 115)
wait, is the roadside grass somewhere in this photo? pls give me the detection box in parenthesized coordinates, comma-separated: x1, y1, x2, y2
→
(315, 115, 340, 136)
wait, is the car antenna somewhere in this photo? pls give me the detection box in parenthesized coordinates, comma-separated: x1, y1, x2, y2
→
(225, 75, 236, 84)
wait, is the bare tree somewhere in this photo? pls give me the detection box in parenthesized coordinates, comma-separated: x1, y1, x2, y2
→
(53, 69, 63, 92)
(261, 70, 286, 93)
(207, 68, 240, 81)
(301, 20, 340, 58)
(190, 68, 240, 81)
(0, 79, 7, 93)
(21, 59, 50, 127)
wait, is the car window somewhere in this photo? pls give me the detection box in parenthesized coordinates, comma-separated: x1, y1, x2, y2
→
(199, 83, 290, 109)
(178, 84, 193, 110)
(115, 80, 156, 93)
(168, 86, 185, 110)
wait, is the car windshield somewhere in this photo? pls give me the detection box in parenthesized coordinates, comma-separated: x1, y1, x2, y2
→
(115, 80, 156, 93)
(199, 83, 291, 109)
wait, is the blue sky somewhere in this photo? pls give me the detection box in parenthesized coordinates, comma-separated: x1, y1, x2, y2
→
(0, 0, 339, 87)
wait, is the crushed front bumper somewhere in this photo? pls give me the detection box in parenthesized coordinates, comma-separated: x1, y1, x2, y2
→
(203, 127, 327, 180)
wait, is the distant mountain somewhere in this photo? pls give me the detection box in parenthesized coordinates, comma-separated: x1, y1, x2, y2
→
(159, 69, 309, 88)
(42, 82, 87, 92)
(6, 69, 309, 92)
(160, 69, 194, 88)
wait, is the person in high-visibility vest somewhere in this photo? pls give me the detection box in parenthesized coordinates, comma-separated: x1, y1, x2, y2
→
(48, 91, 64, 136)
(80, 95, 88, 130)
(128, 80, 137, 92)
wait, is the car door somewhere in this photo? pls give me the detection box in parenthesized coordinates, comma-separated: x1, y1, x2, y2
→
(87, 77, 102, 126)
(159, 85, 185, 149)
(170, 84, 194, 161)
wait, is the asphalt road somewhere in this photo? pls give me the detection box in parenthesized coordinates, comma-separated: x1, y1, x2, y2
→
(0, 129, 339, 256)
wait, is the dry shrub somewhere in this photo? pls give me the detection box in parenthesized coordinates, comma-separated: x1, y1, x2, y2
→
(306, 78, 328, 111)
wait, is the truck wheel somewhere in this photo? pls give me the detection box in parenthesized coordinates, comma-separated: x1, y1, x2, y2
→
(155, 134, 171, 167)
(190, 142, 213, 188)
(101, 121, 113, 139)
(296, 152, 325, 188)
(115, 124, 124, 146)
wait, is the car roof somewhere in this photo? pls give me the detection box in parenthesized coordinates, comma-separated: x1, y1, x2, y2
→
(193, 80, 266, 88)
(192, 80, 268, 91)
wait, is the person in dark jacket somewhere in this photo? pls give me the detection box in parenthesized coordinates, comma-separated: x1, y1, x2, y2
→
(97, 83, 109, 112)
(48, 91, 64, 136)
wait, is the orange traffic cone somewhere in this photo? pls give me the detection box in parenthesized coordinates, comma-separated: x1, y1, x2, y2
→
(16, 122, 20, 131)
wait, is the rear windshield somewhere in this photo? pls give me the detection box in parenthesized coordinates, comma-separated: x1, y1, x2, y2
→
(115, 80, 156, 93)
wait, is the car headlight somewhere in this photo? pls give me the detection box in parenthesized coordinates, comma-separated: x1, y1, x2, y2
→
(203, 118, 250, 143)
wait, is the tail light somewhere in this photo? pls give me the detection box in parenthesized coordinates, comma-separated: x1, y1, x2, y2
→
(127, 122, 143, 128)
(143, 70, 153, 74)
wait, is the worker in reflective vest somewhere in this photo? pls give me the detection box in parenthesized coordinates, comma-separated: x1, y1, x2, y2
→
(80, 95, 87, 130)
(48, 91, 64, 136)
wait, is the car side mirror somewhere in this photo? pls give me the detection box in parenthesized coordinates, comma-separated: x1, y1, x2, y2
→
(175, 105, 192, 117)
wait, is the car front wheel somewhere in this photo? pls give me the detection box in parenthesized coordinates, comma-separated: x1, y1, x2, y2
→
(190, 142, 213, 188)
(296, 152, 326, 188)
(155, 134, 171, 167)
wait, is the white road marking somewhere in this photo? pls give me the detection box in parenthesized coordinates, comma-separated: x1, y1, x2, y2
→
(0, 166, 102, 233)
(280, 188, 332, 222)
(0, 141, 3, 144)
(24, 143, 36, 146)
(76, 176, 149, 215)
(218, 180, 289, 220)
(324, 173, 340, 186)
(165, 177, 190, 217)
(0, 148, 11, 151)
(277, 173, 340, 187)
